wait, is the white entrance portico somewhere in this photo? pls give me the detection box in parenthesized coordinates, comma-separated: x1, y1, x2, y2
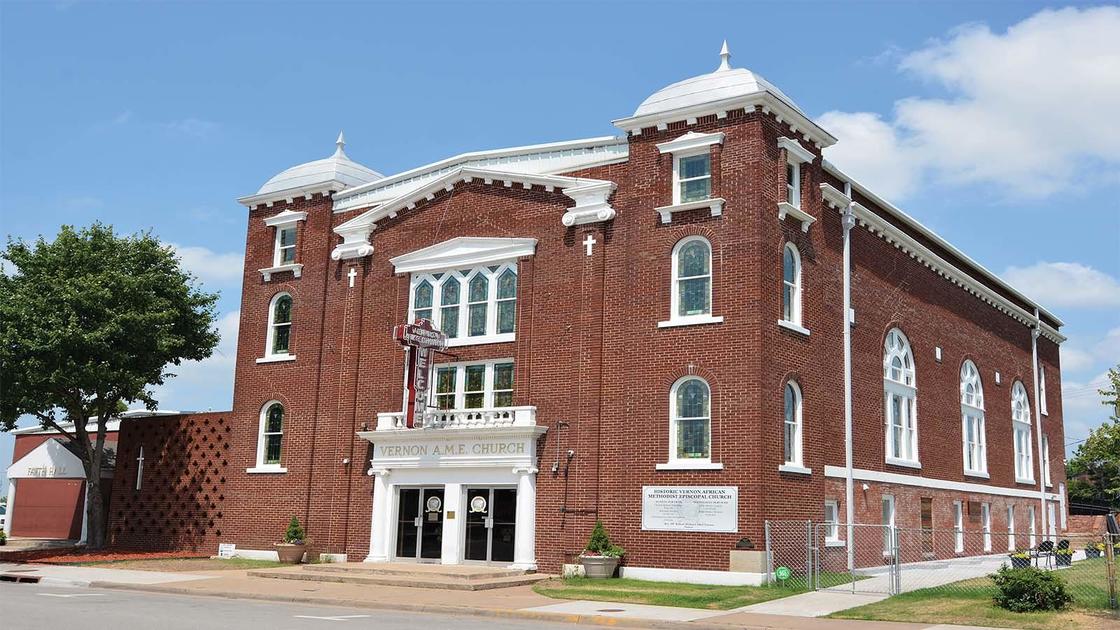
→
(358, 406, 546, 570)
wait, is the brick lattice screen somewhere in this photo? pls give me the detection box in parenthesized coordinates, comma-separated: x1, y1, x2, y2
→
(108, 412, 231, 551)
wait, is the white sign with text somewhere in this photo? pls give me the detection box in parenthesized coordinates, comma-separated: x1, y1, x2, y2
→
(641, 486, 738, 533)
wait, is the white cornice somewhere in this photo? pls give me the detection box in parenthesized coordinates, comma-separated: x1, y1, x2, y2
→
(777, 202, 815, 232)
(331, 167, 616, 261)
(263, 209, 307, 227)
(819, 182, 850, 210)
(656, 131, 725, 155)
(824, 466, 1060, 502)
(613, 92, 837, 149)
(778, 136, 815, 164)
(823, 161, 1064, 342)
(259, 263, 303, 281)
(655, 197, 725, 224)
(389, 237, 538, 274)
(237, 181, 341, 209)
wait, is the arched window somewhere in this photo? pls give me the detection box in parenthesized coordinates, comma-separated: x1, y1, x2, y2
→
(960, 360, 987, 475)
(439, 276, 460, 338)
(783, 381, 803, 467)
(496, 268, 518, 334)
(883, 328, 918, 465)
(255, 401, 285, 469)
(782, 243, 802, 325)
(1012, 381, 1033, 481)
(266, 293, 293, 358)
(670, 377, 711, 462)
(467, 273, 489, 337)
(671, 237, 712, 320)
(413, 280, 433, 322)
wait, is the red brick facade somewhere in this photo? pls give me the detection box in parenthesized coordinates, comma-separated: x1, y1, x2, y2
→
(107, 88, 1065, 575)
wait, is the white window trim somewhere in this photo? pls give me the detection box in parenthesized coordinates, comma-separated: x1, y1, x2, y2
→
(262, 292, 294, 361)
(782, 381, 804, 468)
(777, 320, 810, 336)
(666, 236, 715, 325)
(249, 400, 287, 473)
(1039, 365, 1048, 416)
(1027, 505, 1037, 547)
(672, 150, 713, 206)
(953, 501, 965, 553)
(660, 375, 718, 469)
(824, 500, 842, 546)
(1007, 505, 1016, 551)
(961, 360, 987, 477)
(408, 263, 518, 346)
(781, 243, 803, 327)
(430, 358, 515, 410)
(881, 494, 896, 555)
(1012, 381, 1034, 483)
(1041, 435, 1052, 487)
(260, 210, 307, 282)
(982, 503, 992, 552)
(884, 329, 919, 467)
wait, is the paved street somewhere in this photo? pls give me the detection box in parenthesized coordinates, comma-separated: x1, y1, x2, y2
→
(0, 583, 592, 630)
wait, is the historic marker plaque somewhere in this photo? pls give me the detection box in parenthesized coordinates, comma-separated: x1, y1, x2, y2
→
(641, 486, 738, 533)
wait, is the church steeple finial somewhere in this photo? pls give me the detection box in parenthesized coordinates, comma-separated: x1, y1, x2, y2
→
(717, 40, 731, 72)
(334, 131, 347, 158)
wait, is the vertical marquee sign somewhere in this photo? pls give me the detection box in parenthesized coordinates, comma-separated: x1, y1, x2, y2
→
(392, 319, 448, 429)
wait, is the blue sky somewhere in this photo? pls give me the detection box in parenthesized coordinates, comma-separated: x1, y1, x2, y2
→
(2, 1, 1118, 483)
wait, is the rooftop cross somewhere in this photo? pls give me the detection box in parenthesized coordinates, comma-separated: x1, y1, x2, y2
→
(717, 40, 731, 72)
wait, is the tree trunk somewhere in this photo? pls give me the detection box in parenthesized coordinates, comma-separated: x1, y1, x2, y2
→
(85, 474, 106, 549)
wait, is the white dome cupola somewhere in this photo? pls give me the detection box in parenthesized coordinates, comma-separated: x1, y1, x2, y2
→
(239, 132, 384, 208)
(614, 42, 836, 148)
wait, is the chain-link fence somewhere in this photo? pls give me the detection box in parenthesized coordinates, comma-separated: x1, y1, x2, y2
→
(766, 519, 1119, 611)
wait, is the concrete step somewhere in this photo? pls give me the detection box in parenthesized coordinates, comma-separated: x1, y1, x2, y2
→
(300, 563, 530, 580)
(248, 564, 550, 591)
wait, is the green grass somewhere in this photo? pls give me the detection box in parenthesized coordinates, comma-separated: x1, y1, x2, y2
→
(533, 572, 860, 610)
(831, 558, 1119, 630)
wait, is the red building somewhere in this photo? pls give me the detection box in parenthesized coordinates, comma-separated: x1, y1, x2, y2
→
(106, 43, 1067, 583)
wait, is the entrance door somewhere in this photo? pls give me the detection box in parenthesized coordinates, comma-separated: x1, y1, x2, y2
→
(395, 487, 444, 562)
(464, 488, 517, 564)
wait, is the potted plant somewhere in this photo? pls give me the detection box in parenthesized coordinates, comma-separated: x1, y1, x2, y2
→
(1085, 542, 1103, 559)
(275, 516, 307, 564)
(0, 529, 6, 546)
(579, 520, 624, 579)
(1055, 547, 1073, 567)
(1009, 551, 1030, 569)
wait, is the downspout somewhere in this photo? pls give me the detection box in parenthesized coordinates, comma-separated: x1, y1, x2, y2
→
(842, 182, 856, 571)
(1031, 309, 1048, 539)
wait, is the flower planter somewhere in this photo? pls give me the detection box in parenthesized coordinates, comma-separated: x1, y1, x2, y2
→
(580, 556, 620, 579)
(275, 543, 306, 564)
(1010, 556, 1030, 569)
(1056, 554, 1072, 567)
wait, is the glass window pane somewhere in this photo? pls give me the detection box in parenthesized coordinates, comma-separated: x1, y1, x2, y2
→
(678, 241, 710, 277)
(468, 304, 487, 336)
(497, 301, 515, 334)
(274, 296, 292, 324)
(414, 309, 432, 323)
(465, 365, 485, 392)
(464, 393, 484, 409)
(440, 306, 459, 338)
(497, 269, 517, 299)
(493, 391, 513, 408)
(265, 434, 282, 464)
(678, 277, 710, 316)
(280, 246, 296, 265)
(676, 379, 709, 418)
(441, 277, 460, 304)
(266, 405, 284, 433)
(677, 418, 710, 459)
(436, 368, 456, 394)
(493, 363, 514, 390)
(681, 178, 710, 202)
(279, 227, 296, 248)
(272, 324, 290, 354)
(468, 275, 488, 302)
(414, 280, 433, 309)
(679, 154, 710, 179)
(782, 284, 793, 320)
(783, 248, 795, 283)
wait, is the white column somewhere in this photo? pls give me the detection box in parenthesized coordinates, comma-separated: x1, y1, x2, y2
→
(3, 480, 15, 536)
(365, 468, 391, 563)
(441, 483, 462, 564)
(511, 467, 538, 570)
(79, 482, 90, 544)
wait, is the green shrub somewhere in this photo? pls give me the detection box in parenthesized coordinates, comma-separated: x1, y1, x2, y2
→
(283, 516, 306, 544)
(582, 520, 624, 557)
(990, 565, 1072, 612)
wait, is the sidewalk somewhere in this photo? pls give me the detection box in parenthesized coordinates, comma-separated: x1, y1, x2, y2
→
(0, 562, 1004, 630)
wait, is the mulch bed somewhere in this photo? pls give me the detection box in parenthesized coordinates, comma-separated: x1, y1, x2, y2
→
(2, 548, 208, 565)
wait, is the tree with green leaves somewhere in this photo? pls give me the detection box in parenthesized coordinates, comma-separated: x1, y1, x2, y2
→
(0, 223, 219, 548)
(1066, 365, 1120, 510)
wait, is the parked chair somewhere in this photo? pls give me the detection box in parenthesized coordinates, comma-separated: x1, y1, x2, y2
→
(1032, 540, 1054, 569)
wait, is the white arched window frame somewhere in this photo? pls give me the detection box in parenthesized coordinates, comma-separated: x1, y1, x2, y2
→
(661, 236, 723, 328)
(780, 243, 805, 332)
(248, 400, 287, 473)
(883, 328, 919, 467)
(960, 360, 987, 477)
(780, 381, 809, 474)
(258, 292, 295, 363)
(408, 262, 518, 346)
(1012, 381, 1034, 483)
(658, 376, 722, 470)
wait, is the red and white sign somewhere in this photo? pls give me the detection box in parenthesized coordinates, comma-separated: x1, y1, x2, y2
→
(393, 319, 448, 429)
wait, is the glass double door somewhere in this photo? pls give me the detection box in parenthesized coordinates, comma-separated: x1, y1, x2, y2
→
(464, 487, 517, 564)
(396, 488, 444, 562)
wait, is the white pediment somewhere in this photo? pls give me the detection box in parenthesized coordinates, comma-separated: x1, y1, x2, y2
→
(389, 237, 537, 274)
(7, 438, 85, 479)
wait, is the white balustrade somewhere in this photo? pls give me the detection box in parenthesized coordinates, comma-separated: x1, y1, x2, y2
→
(375, 406, 536, 431)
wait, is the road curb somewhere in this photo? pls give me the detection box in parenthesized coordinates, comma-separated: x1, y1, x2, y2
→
(89, 581, 779, 630)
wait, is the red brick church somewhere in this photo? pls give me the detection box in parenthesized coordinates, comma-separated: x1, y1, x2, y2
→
(78, 43, 1067, 582)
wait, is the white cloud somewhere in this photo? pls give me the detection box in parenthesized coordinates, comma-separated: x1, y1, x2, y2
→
(1060, 346, 1096, 373)
(170, 243, 244, 288)
(820, 7, 1120, 200)
(152, 309, 240, 412)
(1001, 261, 1120, 308)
